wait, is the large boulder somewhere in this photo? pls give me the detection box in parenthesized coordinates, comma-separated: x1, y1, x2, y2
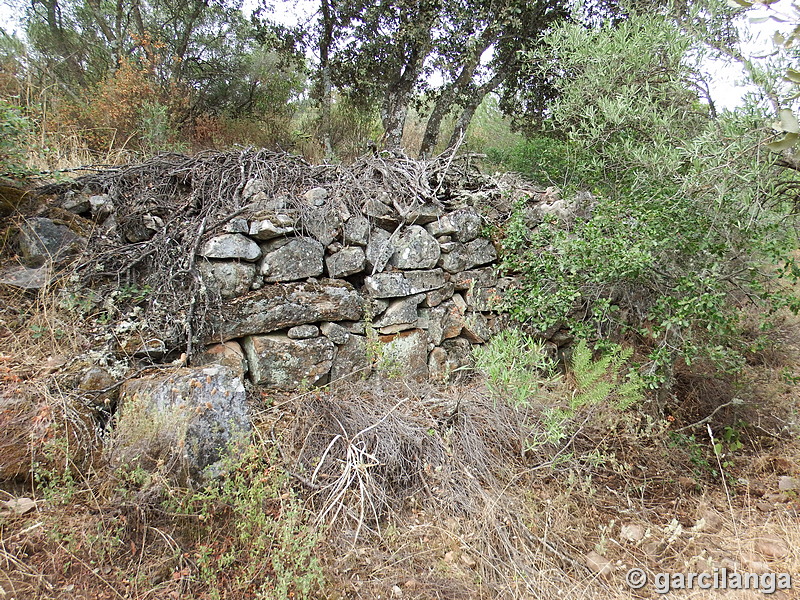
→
(259, 237, 324, 282)
(17, 217, 84, 267)
(0, 385, 97, 481)
(243, 334, 335, 389)
(377, 329, 429, 381)
(109, 365, 251, 483)
(210, 280, 364, 341)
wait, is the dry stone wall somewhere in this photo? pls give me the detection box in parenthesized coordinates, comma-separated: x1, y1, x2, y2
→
(195, 186, 507, 389)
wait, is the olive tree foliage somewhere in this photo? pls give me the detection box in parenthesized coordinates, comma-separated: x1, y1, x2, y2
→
(24, 0, 302, 117)
(307, 0, 626, 152)
(499, 10, 800, 405)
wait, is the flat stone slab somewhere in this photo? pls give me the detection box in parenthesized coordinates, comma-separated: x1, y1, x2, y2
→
(209, 280, 364, 341)
(243, 334, 335, 389)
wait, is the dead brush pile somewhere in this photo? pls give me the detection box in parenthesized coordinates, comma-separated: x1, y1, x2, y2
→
(266, 378, 609, 598)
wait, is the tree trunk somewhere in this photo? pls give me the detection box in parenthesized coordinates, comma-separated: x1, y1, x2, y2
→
(446, 72, 504, 150)
(319, 0, 334, 158)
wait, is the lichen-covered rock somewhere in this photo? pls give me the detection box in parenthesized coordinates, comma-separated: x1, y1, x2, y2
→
(198, 260, 256, 299)
(363, 197, 400, 228)
(377, 329, 428, 381)
(330, 334, 370, 383)
(210, 280, 364, 341)
(195, 341, 249, 377)
(109, 365, 251, 483)
(320, 322, 350, 345)
(305, 207, 342, 246)
(243, 334, 334, 389)
(326, 246, 366, 278)
(366, 227, 392, 272)
(406, 203, 444, 225)
(343, 215, 370, 246)
(374, 295, 424, 333)
(248, 216, 293, 240)
(0, 265, 51, 290)
(259, 237, 324, 282)
(453, 267, 497, 290)
(17, 217, 84, 267)
(198, 234, 261, 261)
(461, 312, 492, 343)
(389, 225, 440, 270)
(438, 238, 497, 273)
(287, 324, 320, 339)
(422, 282, 455, 307)
(425, 209, 482, 242)
(363, 269, 445, 299)
(425, 300, 466, 345)
(0, 386, 97, 481)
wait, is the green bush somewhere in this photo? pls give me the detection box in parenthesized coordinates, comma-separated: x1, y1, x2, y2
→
(0, 98, 31, 176)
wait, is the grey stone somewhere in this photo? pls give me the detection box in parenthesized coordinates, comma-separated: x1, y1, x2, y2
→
(89, 195, 114, 219)
(438, 238, 497, 273)
(422, 282, 455, 307)
(248, 217, 293, 241)
(111, 365, 251, 483)
(260, 237, 324, 282)
(0, 265, 51, 289)
(326, 246, 366, 278)
(404, 269, 446, 293)
(340, 321, 366, 335)
(406, 203, 444, 225)
(365, 297, 390, 318)
(330, 334, 370, 383)
(320, 321, 350, 345)
(223, 217, 250, 234)
(199, 234, 262, 262)
(426, 300, 465, 345)
(304, 187, 328, 206)
(78, 365, 118, 408)
(374, 295, 423, 330)
(327, 242, 343, 253)
(366, 227, 392, 273)
(343, 215, 371, 246)
(453, 267, 497, 291)
(441, 337, 474, 373)
(17, 217, 84, 267)
(377, 329, 428, 381)
(287, 324, 320, 339)
(198, 260, 255, 300)
(451, 209, 484, 242)
(363, 272, 412, 298)
(243, 178, 267, 199)
(364, 197, 400, 228)
(304, 207, 342, 246)
(461, 312, 492, 343)
(428, 347, 449, 383)
(439, 241, 458, 253)
(62, 192, 91, 214)
(243, 334, 334, 389)
(389, 225, 440, 270)
(195, 341, 249, 377)
(210, 280, 363, 341)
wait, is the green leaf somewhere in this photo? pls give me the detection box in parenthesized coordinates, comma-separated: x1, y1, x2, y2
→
(776, 109, 799, 133)
(727, 0, 753, 6)
(766, 132, 799, 152)
(785, 68, 800, 83)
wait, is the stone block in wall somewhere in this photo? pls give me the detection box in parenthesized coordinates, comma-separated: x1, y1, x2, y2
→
(422, 282, 455, 307)
(366, 227, 392, 272)
(199, 234, 262, 261)
(198, 260, 256, 300)
(195, 341, 249, 377)
(259, 237, 324, 282)
(453, 267, 497, 291)
(343, 215, 370, 246)
(330, 334, 370, 383)
(304, 207, 342, 246)
(438, 238, 497, 273)
(363, 269, 445, 299)
(243, 334, 334, 389)
(464, 286, 500, 312)
(287, 324, 320, 339)
(363, 197, 400, 229)
(223, 217, 249, 234)
(389, 225, 440, 270)
(426, 300, 466, 345)
(441, 336, 474, 372)
(248, 216, 294, 240)
(461, 312, 492, 343)
(375, 295, 424, 334)
(326, 246, 366, 278)
(210, 280, 363, 341)
(406, 203, 444, 225)
(425, 209, 482, 242)
(320, 322, 350, 344)
(377, 329, 428, 381)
